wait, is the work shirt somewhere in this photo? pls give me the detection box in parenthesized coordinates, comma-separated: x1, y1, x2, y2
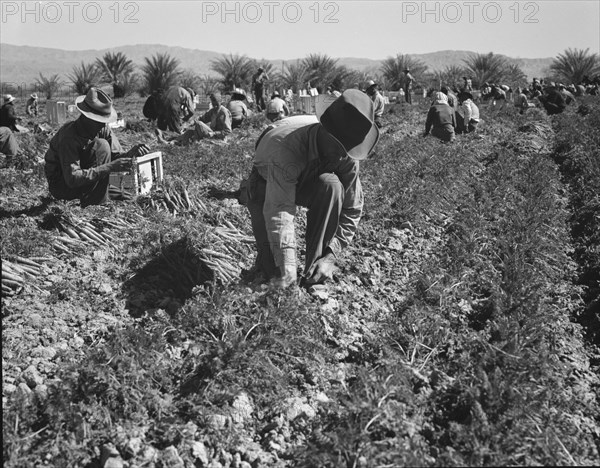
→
(26, 98, 38, 115)
(254, 116, 363, 275)
(371, 91, 385, 118)
(227, 100, 248, 121)
(164, 86, 195, 115)
(515, 93, 530, 109)
(252, 71, 269, 89)
(459, 99, 480, 124)
(425, 104, 456, 141)
(200, 105, 232, 138)
(266, 97, 290, 118)
(44, 118, 123, 188)
(0, 103, 18, 131)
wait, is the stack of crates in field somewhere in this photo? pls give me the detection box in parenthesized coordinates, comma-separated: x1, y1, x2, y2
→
(47, 100, 67, 125)
(109, 152, 163, 196)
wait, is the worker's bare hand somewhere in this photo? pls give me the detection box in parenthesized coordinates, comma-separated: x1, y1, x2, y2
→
(110, 158, 133, 172)
(305, 254, 336, 285)
(127, 144, 151, 158)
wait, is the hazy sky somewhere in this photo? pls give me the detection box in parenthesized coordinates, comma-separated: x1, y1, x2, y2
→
(1, 0, 599, 59)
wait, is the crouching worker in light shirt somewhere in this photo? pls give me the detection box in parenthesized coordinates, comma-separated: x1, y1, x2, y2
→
(240, 90, 380, 288)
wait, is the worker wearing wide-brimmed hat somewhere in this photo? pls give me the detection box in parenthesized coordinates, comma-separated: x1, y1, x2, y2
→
(44, 87, 150, 207)
(26, 93, 39, 116)
(0, 94, 20, 131)
(365, 80, 385, 128)
(242, 89, 379, 288)
(227, 88, 250, 129)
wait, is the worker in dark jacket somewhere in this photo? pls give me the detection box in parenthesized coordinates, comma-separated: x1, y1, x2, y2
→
(538, 83, 566, 115)
(0, 95, 20, 132)
(424, 92, 455, 142)
(44, 88, 150, 207)
(143, 89, 163, 123)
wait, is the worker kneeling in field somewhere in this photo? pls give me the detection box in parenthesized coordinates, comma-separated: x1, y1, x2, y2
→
(455, 91, 480, 134)
(156, 92, 232, 145)
(44, 87, 150, 207)
(241, 90, 379, 288)
(424, 92, 456, 142)
(0, 126, 20, 167)
(265, 91, 290, 122)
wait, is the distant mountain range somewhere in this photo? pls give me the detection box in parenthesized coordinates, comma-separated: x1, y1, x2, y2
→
(1, 43, 554, 86)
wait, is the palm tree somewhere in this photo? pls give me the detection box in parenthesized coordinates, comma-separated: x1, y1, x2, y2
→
(550, 48, 600, 84)
(503, 62, 528, 89)
(178, 69, 202, 92)
(68, 62, 101, 94)
(380, 54, 428, 91)
(141, 52, 181, 95)
(95, 51, 135, 98)
(281, 61, 307, 93)
(462, 52, 509, 87)
(34, 73, 63, 99)
(433, 65, 467, 90)
(301, 53, 342, 92)
(210, 53, 255, 90)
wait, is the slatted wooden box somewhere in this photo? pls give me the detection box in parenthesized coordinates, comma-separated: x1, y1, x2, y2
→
(109, 152, 163, 195)
(47, 100, 67, 125)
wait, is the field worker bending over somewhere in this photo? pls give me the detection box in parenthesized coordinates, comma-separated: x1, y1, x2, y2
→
(156, 92, 232, 145)
(44, 88, 150, 207)
(365, 80, 385, 128)
(227, 89, 250, 129)
(265, 91, 290, 122)
(26, 94, 39, 117)
(424, 92, 456, 142)
(455, 91, 480, 134)
(158, 86, 195, 134)
(243, 90, 379, 288)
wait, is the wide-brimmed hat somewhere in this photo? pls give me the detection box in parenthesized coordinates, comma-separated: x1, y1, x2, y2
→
(365, 80, 377, 89)
(315, 89, 379, 161)
(75, 88, 117, 123)
(4, 94, 16, 104)
(458, 91, 473, 101)
(232, 88, 247, 99)
(30, 93, 38, 99)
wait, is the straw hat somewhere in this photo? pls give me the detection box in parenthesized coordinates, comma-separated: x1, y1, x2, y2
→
(30, 93, 38, 100)
(315, 89, 379, 160)
(3, 94, 16, 104)
(75, 88, 117, 123)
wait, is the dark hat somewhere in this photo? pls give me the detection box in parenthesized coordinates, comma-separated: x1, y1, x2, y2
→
(75, 87, 117, 123)
(458, 91, 473, 101)
(404, 69, 410, 73)
(209, 92, 222, 101)
(271, 91, 280, 98)
(315, 89, 379, 160)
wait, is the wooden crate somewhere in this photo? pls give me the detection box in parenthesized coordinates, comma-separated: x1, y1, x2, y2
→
(109, 152, 163, 195)
(47, 100, 67, 124)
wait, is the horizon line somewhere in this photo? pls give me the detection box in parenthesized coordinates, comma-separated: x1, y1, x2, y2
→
(1, 42, 558, 61)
